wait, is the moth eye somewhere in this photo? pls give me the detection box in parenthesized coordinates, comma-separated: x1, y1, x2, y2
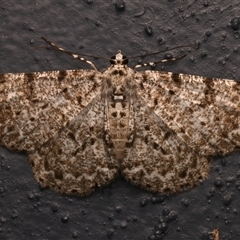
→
(110, 56, 116, 64)
(122, 56, 128, 65)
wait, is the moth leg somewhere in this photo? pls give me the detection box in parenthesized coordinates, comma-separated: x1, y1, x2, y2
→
(41, 37, 99, 71)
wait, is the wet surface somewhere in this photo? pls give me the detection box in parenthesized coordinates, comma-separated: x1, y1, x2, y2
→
(0, 1, 240, 239)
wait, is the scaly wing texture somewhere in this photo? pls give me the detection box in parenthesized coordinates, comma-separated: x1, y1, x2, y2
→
(121, 96, 210, 193)
(28, 96, 119, 196)
(134, 71, 240, 157)
(0, 70, 100, 152)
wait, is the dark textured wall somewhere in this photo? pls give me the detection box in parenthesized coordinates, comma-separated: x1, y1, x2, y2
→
(0, 1, 240, 239)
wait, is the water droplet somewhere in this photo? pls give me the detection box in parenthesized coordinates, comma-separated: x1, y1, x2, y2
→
(120, 221, 127, 228)
(230, 17, 240, 31)
(162, 207, 170, 216)
(164, 53, 173, 60)
(189, 55, 195, 62)
(132, 216, 138, 222)
(1, 160, 5, 167)
(51, 203, 59, 212)
(218, 58, 226, 65)
(206, 187, 215, 199)
(158, 37, 165, 46)
(226, 177, 235, 184)
(214, 178, 223, 187)
(115, 205, 122, 213)
(152, 231, 163, 239)
(234, 31, 239, 39)
(221, 158, 227, 165)
(61, 215, 69, 223)
(195, 40, 201, 49)
(201, 231, 210, 240)
(205, 31, 211, 37)
(224, 55, 229, 61)
(81, 209, 87, 216)
(108, 214, 114, 221)
(166, 210, 177, 222)
(140, 197, 148, 207)
(72, 231, 78, 238)
(203, 1, 209, 7)
(79, 45, 84, 50)
(151, 194, 165, 204)
(233, 47, 238, 53)
(221, 33, 226, 40)
(84, 0, 93, 4)
(201, 51, 207, 58)
(221, 45, 226, 50)
(0, 217, 6, 223)
(28, 193, 34, 199)
(180, 198, 189, 207)
(11, 209, 18, 219)
(106, 228, 114, 237)
(0, 187, 4, 194)
(114, 0, 125, 11)
(112, 221, 117, 228)
(223, 194, 232, 206)
(145, 25, 153, 36)
(157, 222, 168, 233)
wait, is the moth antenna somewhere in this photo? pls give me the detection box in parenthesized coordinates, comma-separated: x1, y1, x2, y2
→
(128, 45, 196, 69)
(42, 37, 111, 71)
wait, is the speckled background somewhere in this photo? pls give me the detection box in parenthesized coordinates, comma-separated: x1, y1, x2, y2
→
(0, 1, 240, 239)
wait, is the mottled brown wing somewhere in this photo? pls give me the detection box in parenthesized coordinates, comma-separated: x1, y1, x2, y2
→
(121, 95, 210, 194)
(28, 96, 119, 196)
(0, 70, 101, 152)
(134, 70, 240, 156)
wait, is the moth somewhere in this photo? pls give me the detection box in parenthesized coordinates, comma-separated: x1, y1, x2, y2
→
(0, 38, 239, 196)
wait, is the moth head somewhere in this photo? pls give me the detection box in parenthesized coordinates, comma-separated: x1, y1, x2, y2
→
(110, 50, 128, 65)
